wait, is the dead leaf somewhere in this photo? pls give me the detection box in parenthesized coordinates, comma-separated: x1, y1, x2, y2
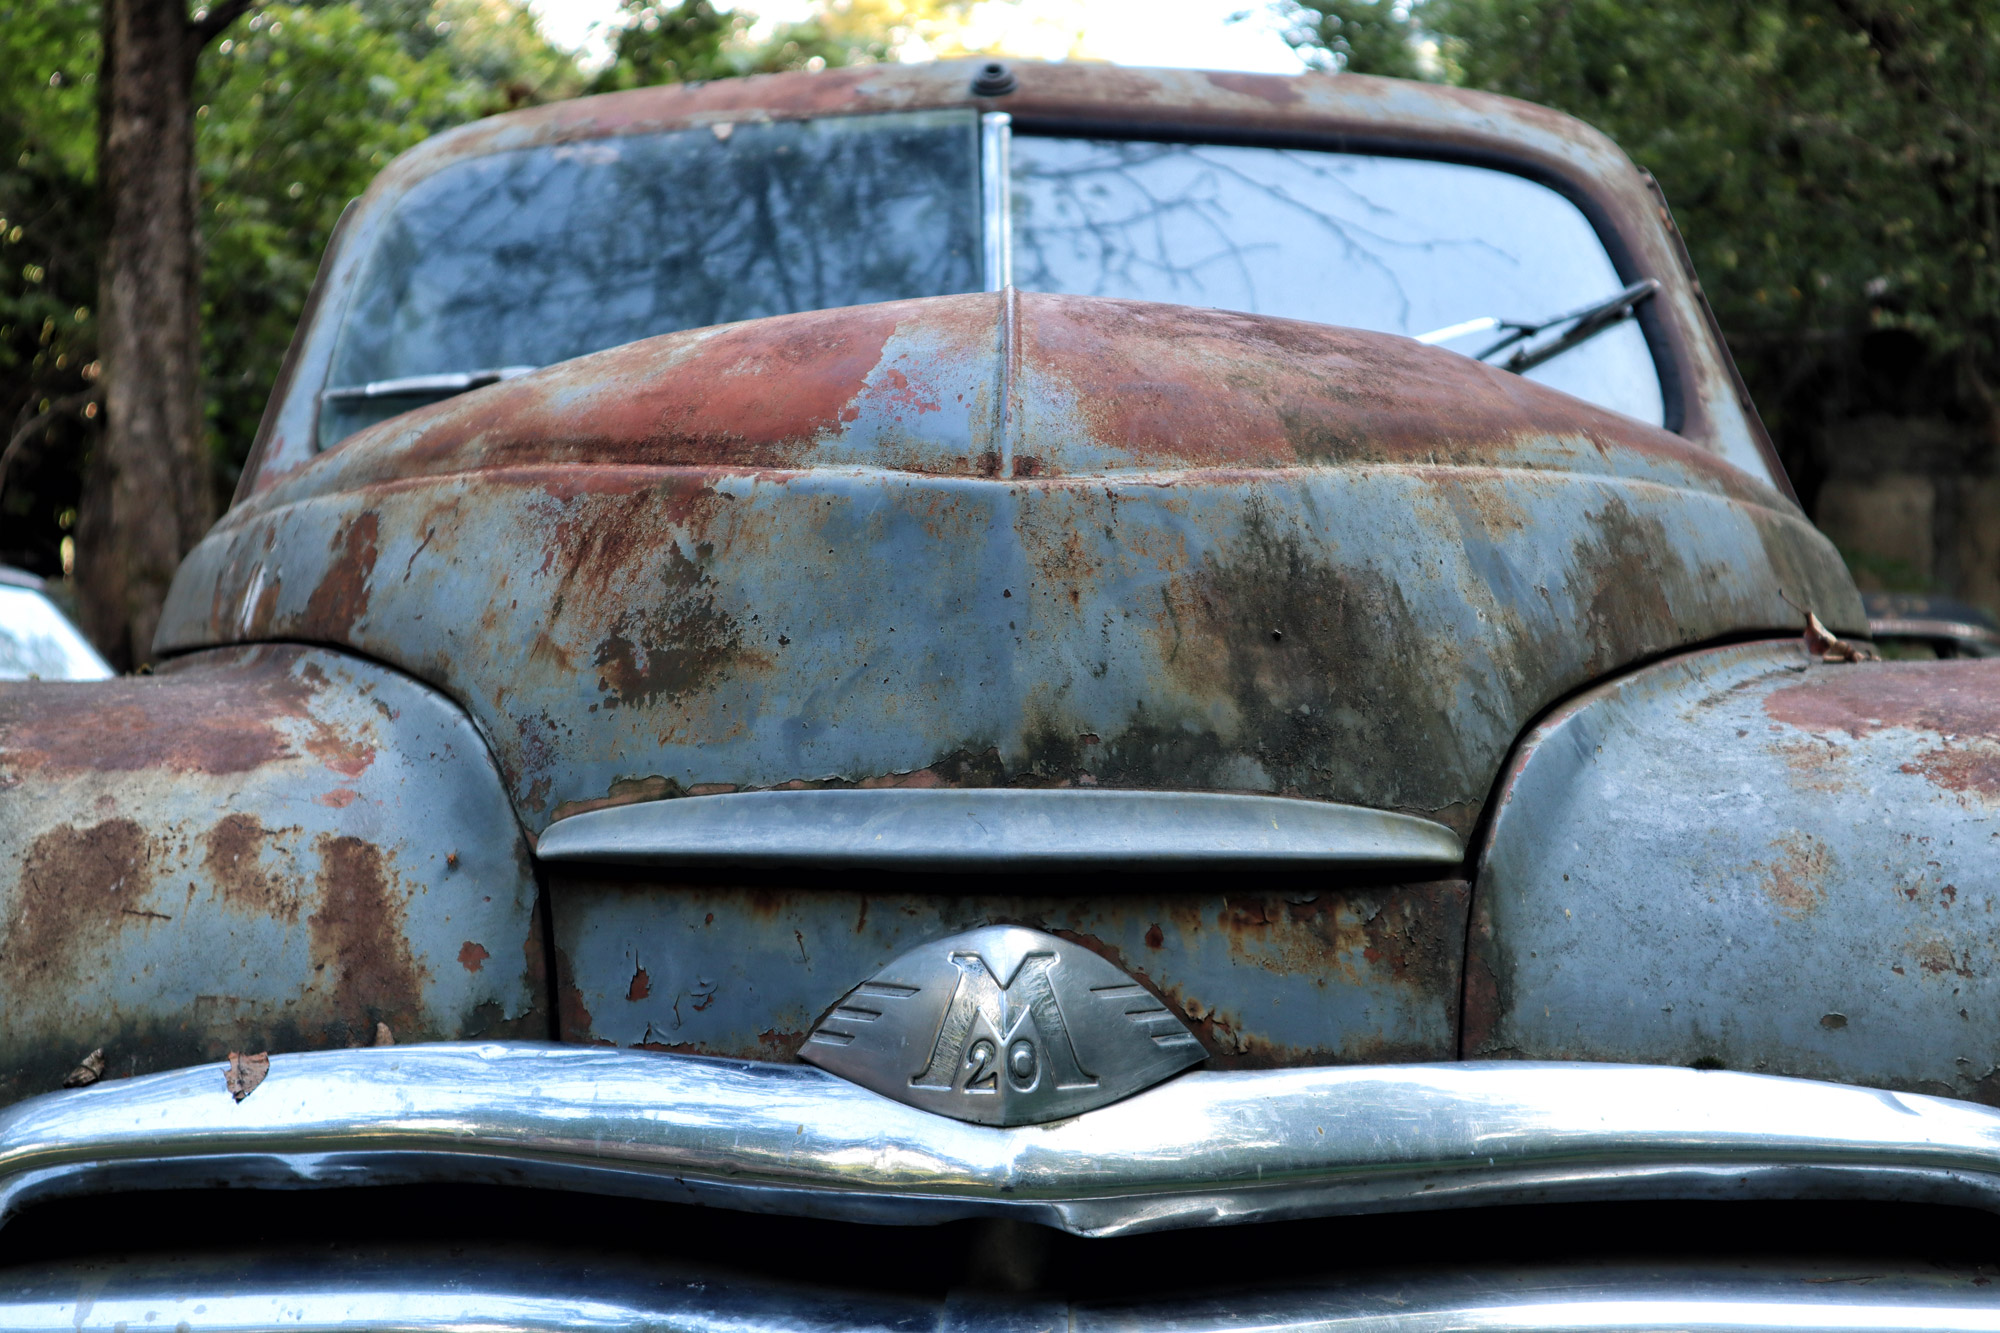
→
(1806, 611, 1877, 663)
(62, 1048, 106, 1088)
(225, 1051, 270, 1102)
(372, 1021, 395, 1047)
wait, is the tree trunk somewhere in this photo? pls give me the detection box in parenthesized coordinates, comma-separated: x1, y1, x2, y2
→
(77, 0, 248, 669)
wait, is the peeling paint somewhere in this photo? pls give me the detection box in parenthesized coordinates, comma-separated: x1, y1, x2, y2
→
(0, 646, 545, 1106)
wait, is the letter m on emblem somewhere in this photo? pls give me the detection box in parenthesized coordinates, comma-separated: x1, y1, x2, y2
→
(911, 951, 1098, 1093)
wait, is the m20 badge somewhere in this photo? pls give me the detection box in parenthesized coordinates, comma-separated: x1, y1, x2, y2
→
(800, 925, 1205, 1126)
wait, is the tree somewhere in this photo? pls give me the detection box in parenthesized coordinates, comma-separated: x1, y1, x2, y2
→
(79, 0, 257, 668)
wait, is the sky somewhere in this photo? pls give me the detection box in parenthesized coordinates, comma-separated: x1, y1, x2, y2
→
(525, 0, 1314, 75)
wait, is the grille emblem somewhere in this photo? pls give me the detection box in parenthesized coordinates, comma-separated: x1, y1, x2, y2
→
(800, 925, 1205, 1126)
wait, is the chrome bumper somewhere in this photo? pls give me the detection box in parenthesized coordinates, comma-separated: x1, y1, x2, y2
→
(3, 1257, 1998, 1333)
(5, 1046, 2000, 1237)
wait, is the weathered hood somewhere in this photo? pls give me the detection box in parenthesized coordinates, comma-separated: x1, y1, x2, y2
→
(160, 292, 1859, 837)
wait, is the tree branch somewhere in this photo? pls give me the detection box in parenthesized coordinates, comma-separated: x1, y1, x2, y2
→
(189, 0, 256, 52)
(0, 391, 99, 512)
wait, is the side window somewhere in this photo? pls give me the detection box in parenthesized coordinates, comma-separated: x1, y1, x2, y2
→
(1009, 138, 1664, 427)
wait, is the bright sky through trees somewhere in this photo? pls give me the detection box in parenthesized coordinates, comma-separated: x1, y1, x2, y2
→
(527, 0, 1312, 72)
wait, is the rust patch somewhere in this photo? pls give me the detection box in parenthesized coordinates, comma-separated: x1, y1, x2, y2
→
(1771, 740, 1853, 794)
(0, 650, 319, 776)
(1203, 71, 1301, 105)
(551, 774, 685, 823)
(301, 512, 379, 638)
(4, 819, 157, 989)
(1901, 744, 2000, 799)
(1753, 832, 1831, 918)
(1913, 938, 1977, 979)
(1765, 661, 2000, 740)
(1459, 899, 1503, 1058)
(555, 947, 597, 1042)
(308, 834, 426, 1037)
(1562, 495, 1687, 679)
(301, 722, 376, 779)
(202, 814, 302, 922)
(458, 941, 490, 973)
(292, 301, 908, 487)
(626, 965, 651, 1001)
(592, 542, 743, 709)
(1018, 294, 1755, 487)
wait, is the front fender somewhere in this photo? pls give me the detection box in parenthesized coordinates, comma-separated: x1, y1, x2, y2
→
(0, 645, 544, 1105)
(1469, 641, 2000, 1103)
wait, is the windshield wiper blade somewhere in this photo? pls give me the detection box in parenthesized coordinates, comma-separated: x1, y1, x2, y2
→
(321, 366, 538, 402)
(1415, 278, 1661, 375)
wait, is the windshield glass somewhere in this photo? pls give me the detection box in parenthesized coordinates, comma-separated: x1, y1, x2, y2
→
(1009, 138, 1664, 425)
(319, 110, 983, 447)
(315, 117, 1669, 448)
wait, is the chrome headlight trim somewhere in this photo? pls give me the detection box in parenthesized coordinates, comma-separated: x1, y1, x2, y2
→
(5, 1046, 2000, 1237)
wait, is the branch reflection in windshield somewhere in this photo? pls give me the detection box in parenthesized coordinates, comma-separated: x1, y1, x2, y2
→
(1010, 138, 1663, 426)
(319, 111, 982, 447)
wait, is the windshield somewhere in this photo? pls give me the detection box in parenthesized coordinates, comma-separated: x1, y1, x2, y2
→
(319, 110, 984, 447)
(315, 114, 1667, 448)
(1009, 138, 1663, 425)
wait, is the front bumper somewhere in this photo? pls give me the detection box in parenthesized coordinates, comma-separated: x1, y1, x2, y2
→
(4, 1254, 1999, 1333)
(5, 1045, 2000, 1237)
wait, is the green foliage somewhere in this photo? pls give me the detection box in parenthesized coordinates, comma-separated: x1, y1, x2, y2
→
(585, 0, 893, 95)
(1282, 0, 1427, 78)
(0, 0, 101, 571)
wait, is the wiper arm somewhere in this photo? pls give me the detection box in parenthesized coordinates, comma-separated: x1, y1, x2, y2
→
(1415, 278, 1661, 374)
(321, 366, 538, 402)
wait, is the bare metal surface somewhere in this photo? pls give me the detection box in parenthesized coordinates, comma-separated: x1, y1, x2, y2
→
(157, 292, 1857, 840)
(1471, 641, 2000, 1104)
(798, 925, 1203, 1125)
(2, 1255, 1998, 1333)
(548, 877, 1470, 1068)
(8, 1047, 2000, 1236)
(535, 789, 1464, 869)
(0, 646, 544, 1107)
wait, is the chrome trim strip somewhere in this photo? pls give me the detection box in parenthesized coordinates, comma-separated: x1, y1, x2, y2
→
(534, 788, 1466, 869)
(6, 1047, 2000, 1237)
(5, 1259, 1999, 1333)
(981, 111, 1012, 290)
(1868, 615, 2000, 652)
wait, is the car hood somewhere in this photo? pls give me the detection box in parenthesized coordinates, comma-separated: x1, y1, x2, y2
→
(160, 291, 1859, 836)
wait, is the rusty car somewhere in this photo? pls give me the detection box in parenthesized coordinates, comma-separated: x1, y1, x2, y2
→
(3, 56, 2000, 1330)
